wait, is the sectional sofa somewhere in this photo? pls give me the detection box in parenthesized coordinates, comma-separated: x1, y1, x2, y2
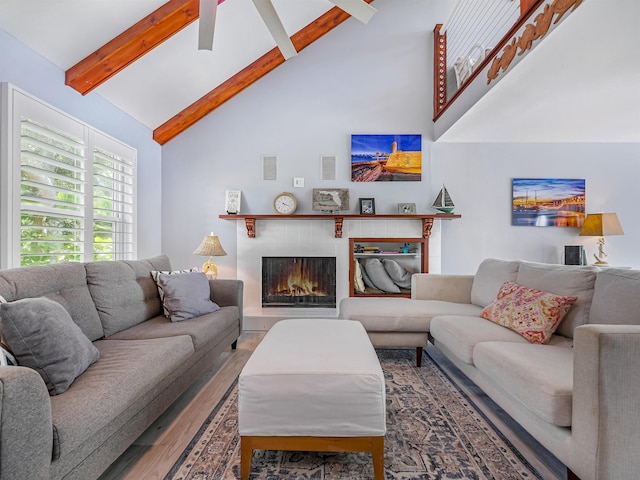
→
(0, 255, 243, 480)
(340, 258, 640, 480)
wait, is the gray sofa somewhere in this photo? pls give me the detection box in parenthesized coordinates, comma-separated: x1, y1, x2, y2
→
(340, 258, 640, 480)
(0, 255, 243, 480)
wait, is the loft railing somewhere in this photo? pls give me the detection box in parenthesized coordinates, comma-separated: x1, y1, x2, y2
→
(433, 0, 585, 134)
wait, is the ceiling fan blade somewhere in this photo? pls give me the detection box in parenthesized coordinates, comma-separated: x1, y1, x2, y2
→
(328, 0, 377, 24)
(251, 0, 298, 60)
(198, 0, 219, 50)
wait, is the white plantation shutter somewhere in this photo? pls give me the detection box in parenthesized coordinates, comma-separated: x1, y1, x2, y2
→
(92, 135, 135, 261)
(1, 85, 137, 268)
(20, 117, 87, 265)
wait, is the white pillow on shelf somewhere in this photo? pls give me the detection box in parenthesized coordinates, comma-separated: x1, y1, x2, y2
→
(382, 258, 412, 289)
(362, 258, 400, 294)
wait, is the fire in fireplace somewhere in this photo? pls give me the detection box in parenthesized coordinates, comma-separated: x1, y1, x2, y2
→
(262, 256, 336, 308)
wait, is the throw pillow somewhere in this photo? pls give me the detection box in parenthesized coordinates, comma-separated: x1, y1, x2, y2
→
(0, 297, 100, 395)
(151, 268, 199, 317)
(362, 258, 401, 294)
(157, 272, 220, 322)
(354, 260, 365, 293)
(359, 260, 376, 289)
(381, 258, 412, 289)
(480, 281, 577, 344)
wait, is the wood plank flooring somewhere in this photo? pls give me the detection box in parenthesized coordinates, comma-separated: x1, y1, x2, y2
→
(99, 332, 565, 480)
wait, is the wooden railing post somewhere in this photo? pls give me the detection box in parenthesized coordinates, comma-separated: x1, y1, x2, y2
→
(433, 24, 447, 118)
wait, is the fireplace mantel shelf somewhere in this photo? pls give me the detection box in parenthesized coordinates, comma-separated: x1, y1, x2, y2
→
(219, 213, 461, 238)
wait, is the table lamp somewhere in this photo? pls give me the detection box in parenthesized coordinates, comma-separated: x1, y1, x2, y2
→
(579, 213, 624, 265)
(193, 232, 227, 278)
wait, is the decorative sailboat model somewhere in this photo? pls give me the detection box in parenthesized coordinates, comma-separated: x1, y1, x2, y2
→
(432, 184, 455, 213)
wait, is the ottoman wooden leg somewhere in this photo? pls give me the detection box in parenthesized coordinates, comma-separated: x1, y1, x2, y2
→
(240, 436, 253, 479)
(372, 436, 385, 480)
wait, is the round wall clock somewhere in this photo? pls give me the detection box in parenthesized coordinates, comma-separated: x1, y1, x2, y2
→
(273, 192, 297, 215)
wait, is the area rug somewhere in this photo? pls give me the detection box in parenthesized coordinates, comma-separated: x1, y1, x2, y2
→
(165, 349, 542, 479)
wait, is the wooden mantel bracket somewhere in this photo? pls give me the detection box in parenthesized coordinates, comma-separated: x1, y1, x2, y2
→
(335, 217, 344, 238)
(422, 218, 434, 238)
(244, 218, 256, 238)
(219, 213, 460, 239)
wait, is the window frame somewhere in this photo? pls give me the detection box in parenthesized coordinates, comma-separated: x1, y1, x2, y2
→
(0, 84, 137, 268)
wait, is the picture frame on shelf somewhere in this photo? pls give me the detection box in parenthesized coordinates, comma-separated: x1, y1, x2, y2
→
(225, 190, 241, 214)
(398, 203, 416, 214)
(359, 198, 375, 215)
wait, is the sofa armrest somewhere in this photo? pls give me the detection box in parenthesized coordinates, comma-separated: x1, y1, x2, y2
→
(0, 366, 52, 479)
(571, 324, 640, 480)
(411, 274, 474, 303)
(209, 279, 244, 331)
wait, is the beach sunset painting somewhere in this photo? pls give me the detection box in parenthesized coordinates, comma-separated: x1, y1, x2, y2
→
(351, 134, 422, 182)
(512, 178, 586, 227)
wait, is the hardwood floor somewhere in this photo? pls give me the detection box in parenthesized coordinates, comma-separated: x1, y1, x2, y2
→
(100, 332, 565, 480)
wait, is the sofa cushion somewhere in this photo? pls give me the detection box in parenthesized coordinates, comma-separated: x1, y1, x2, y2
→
(106, 306, 239, 351)
(473, 341, 574, 426)
(515, 262, 598, 338)
(0, 262, 104, 341)
(156, 272, 220, 322)
(382, 258, 412, 288)
(339, 298, 483, 332)
(362, 258, 400, 293)
(470, 258, 521, 308)
(589, 268, 640, 325)
(0, 297, 100, 395)
(480, 281, 577, 344)
(430, 315, 529, 364)
(85, 255, 171, 337)
(49, 336, 193, 460)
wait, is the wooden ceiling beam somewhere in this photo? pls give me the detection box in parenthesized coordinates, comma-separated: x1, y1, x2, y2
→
(66, 0, 224, 95)
(153, 0, 374, 145)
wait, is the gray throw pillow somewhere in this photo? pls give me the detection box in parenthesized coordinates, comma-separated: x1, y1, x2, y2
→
(157, 272, 220, 322)
(363, 258, 401, 294)
(359, 260, 376, 289)
(151, 268, 199, 317)
(381, 258, 412, 288)
(0, 297, 100, 395)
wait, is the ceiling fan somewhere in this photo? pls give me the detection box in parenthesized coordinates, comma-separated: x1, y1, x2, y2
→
(198, 0, 377, 58)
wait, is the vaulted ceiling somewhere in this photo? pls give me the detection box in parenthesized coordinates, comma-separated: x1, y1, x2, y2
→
(0, 0, 375, 144)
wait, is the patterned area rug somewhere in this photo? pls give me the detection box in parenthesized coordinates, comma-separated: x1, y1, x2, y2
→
(166, 349, 542, 479)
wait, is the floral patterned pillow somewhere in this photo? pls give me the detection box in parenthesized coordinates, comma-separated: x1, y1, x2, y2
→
(480, 281, 577, 344)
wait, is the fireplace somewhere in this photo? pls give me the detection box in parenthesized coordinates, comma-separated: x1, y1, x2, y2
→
(262, 257, 337, 308)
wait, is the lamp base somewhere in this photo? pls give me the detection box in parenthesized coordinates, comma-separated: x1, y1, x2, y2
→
(202, 259, 218, 279)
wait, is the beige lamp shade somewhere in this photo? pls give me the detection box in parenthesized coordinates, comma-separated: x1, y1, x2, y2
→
(193, 233, 227, 257)
(193, 233, 227, 278)
(579, 213, 623, 265)
(579, 213, 624, 237)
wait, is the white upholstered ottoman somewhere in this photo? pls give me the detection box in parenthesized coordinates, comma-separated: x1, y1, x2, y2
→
(238, 319, 386, 479)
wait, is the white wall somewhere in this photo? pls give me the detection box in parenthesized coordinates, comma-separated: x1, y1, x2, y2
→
(161, 0, 639, 279)
(432, 142, 640, 273)
(161, 0, 452, 273)
(0, 27, 163, 259)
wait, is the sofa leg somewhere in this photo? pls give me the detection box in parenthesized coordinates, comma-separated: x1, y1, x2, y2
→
(567, 468, 581, 480)
(416, 347, 423, 367)
(231, 340, 238, 350)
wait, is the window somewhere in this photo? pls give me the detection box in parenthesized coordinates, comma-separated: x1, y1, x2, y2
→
(1, 85, 136, 268)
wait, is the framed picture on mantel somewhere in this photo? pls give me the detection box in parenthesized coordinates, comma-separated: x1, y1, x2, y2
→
(225, 190, 241, 214)
(359, 198, 375, 215)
